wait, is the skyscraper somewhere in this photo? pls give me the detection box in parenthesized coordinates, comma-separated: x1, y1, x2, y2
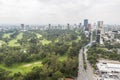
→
(21, 24, 24, 30)
(67, 23, 70, 30)
(97, 21, 104, 35)
(96, 21, 104, 44)
(97, 21, 103, 28)
(79, 23, 82, 28)
(88, 24, 91, 31)
(48, 24, 51, 29)
(84, 19, 88, 31)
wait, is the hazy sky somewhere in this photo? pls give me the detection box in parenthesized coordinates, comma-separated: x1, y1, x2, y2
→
(0, 0, 120, 24)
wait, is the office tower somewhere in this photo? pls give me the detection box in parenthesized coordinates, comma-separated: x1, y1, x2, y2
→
(84, 19, 88, 31)
(90, 31, 93, 43)
(97, 21, 103, 29)
(26, 25, 29, 30)
(97, 21, 104, 35)
(96, 21, 104, 44)
(88, 24, 91, 31)
(58, 24, 61, 29)
(48, 24, 51, 29)
(79, 23, 82, 28)
(21, 24, 25, 30)
(67, 23, 70, 30)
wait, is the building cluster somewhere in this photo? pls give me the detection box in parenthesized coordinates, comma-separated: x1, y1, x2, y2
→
(103, 31, 120, 43)
(84, 19, 92, 31)
(82, 20, 120, 80)
(95, 21, 104, 44)
(93, 22, 120, 80)
(0, 23, 83, 32)
(104, 25, 120, 32)
(96, 60, 120, 80)
(97, 24, 120, 45)
(0, 20, 120, 44)
(0, 19, 93, 32)
(93, 21, 120, 45)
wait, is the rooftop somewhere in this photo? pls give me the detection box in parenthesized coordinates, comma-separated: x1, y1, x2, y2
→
(97, 62, 120, 72)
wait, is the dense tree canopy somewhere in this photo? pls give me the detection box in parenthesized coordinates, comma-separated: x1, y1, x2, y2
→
(0, 29, 88, 80)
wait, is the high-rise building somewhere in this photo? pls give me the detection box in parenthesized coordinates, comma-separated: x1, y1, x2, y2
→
(84, 19, 88, 30)
(48, 24, 51, 29)
(96, 21, 104, 44)
(21, 24, 24, 30)
(97, 21, 104, 35)
(79, 23, 82, 28)
(26, 25, 29, 30)
(67, 23, 70, 30)
(97, 21, 103, 29)
(88, 24, 91, 31)
(20, 24, 25, 31)
(58, 24, 61, 29)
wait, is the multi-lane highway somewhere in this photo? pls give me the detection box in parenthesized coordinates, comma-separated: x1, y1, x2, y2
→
(77, 43, 94, 80)
(84, 47, 94, 80)
(77, 48, 88, 80)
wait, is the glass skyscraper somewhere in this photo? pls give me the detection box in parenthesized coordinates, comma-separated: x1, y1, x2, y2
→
(84, 19, 88, 31)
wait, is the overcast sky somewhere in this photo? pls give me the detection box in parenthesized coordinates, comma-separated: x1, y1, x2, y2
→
(0, 0, 120, 24)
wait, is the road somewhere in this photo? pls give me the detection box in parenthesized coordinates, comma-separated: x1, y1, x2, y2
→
(77, 43, 94, 80)
(84, 47, 94, 80)
(77, 48, 88, 80)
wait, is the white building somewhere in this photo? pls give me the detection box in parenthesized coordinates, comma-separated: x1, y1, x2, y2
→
(96, 61, 120, 80)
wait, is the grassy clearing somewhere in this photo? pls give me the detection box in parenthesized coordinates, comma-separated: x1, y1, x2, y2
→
(71, 36, 81, 43)
(75, 36, 81, 42)
(36, 33, 42, 38)
(58, 55, 67, 62)
(34, 33, 50, 45)
(55, 39, 59, 43)
(97, 47, 108, 51)
(8, 40, 20, 46)
(16, 33, 23, 40)
(67, 36, 81, 45)
(2, 33, 12, 38)
(41, 39, 51, 45)
(8, 33, 23, 46)
(0, 40, 6, 46)
(0, 60, 43, 76)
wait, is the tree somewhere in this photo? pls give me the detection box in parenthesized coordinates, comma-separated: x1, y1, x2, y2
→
(4, 56, 16, 66)
(52, 71, 63, 80)
(0, 68, 11, 80)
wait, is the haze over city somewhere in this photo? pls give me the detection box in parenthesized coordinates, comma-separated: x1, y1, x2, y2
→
(0, 0, 120, 80)
(0, 0, 120, 24)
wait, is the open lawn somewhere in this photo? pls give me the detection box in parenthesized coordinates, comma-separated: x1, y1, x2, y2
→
(2, 33, 12, 38)
(8, 32, 50, 46)
(8, 33, 23, 46)
(55, 39, 59, 43)
(0, 60, 43, 76)
(76, 36, 81, 42)
(0, 55, 67, 76)
(0, 40, 6, 46)
(67, 36, 81, 45)
(8, 39, 20, 46)
(36, 33, 42, 38)
(41, 39, 51, 45)
(16, 32, 23, 40)
(58, 55, 67, 62)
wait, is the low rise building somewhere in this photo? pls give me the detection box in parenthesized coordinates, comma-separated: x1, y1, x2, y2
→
(96, 61, 120, 80)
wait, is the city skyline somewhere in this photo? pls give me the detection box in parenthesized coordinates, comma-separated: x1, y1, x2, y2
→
(0, 0, 120, 24)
